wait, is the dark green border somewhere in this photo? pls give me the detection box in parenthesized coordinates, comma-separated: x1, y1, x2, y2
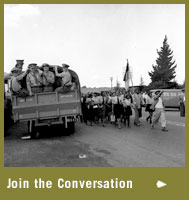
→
(1, 1, 187, 199)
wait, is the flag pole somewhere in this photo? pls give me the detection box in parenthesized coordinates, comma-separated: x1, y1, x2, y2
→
(127, 59, 134, 90)
(124, 59, 134, 91)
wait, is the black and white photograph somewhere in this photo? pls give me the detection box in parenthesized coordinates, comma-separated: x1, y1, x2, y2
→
(4, 4, 185, 167)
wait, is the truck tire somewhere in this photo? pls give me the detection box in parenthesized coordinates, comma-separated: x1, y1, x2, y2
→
(68, 121, 75, 134)
(28, 120, 39, 139)
(4, 97, 13, 135)
(64, 121, 75, 135)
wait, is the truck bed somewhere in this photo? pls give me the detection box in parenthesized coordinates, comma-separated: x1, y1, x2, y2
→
(12, 91, 82, 122)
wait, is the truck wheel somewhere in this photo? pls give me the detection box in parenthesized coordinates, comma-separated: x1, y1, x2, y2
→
(28, 120, 39, 139)
(4, 98, 13, 134)
(66, 121, 75, 135)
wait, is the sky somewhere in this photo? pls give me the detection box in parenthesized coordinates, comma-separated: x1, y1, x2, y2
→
(4, 4, 185, 87)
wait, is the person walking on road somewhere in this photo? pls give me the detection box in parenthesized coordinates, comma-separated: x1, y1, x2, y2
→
(179, 89, 185, 117)
(145, 92, 154, 124)
(151, 90, 168, 132)
(86, 93, 95, 126)
(81, 94, 88, 125)
(92, 93, 100, 124)
(122, 93, 133, 127)
(132, 89, 143, 126)
(111, 91, 123, 129)
(98, 92, 107, 127)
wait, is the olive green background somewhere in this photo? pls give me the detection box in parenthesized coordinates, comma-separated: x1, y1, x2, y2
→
(0, 0, 187, 199)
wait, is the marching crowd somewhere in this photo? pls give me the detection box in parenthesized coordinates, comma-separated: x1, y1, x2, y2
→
(81, 89, 169, 132)
(5, 60, 185, 133)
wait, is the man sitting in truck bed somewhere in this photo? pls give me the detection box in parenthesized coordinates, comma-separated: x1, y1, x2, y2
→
(41, 63, 55, 92)
(26, 63, 43, 96)
(5, 60, 28, 91)
(5, 60, 25, 80)
(54, 64, 74, 92)
(10, 67, 29, 97)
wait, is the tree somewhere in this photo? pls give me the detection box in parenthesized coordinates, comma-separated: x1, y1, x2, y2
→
(148, 35, 177, 89)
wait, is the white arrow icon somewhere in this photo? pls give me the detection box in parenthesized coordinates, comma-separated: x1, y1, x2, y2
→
(156, 180, 167, 188)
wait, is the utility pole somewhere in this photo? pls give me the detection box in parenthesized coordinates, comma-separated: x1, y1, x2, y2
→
(110, 77, 113, 91)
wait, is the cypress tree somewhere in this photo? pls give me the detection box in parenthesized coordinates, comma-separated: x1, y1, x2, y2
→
(148, 35, 177, 89)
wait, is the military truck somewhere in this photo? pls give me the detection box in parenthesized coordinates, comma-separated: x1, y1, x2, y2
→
(5, 65, 82, 138)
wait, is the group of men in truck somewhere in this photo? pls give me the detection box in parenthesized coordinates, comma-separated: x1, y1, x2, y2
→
(5, 60, 76, 97)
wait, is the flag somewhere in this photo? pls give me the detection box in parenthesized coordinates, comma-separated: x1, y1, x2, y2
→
(123, 59, 130, 91)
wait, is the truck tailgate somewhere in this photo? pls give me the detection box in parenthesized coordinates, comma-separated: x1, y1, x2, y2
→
(12, 91, 82, 121)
